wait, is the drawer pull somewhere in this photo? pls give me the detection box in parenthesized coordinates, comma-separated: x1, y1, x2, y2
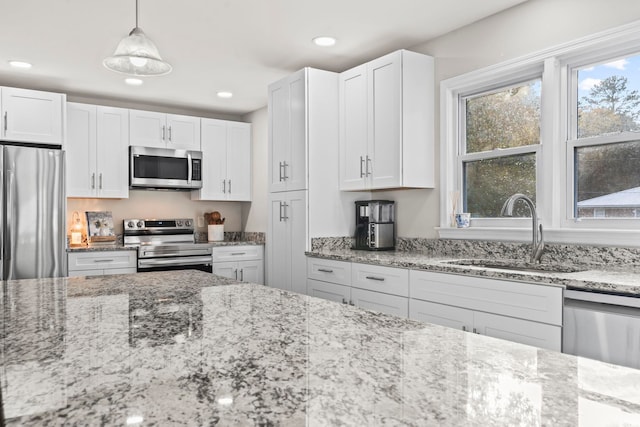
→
(231, 252, 246, 256)
(93, 259, 114, 263)
(365, 276, 385, 281)
(318, 268, 334, 273)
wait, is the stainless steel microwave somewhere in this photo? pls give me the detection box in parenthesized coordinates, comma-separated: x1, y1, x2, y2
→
(130, 146, 203, 190)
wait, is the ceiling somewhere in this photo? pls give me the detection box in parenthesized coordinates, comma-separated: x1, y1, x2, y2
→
(0, 0, 526, 116)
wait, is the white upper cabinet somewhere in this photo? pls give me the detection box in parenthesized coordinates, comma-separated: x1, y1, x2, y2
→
(1, 87, 64, 145)
(268, 69, 307, 193)
(66, 102, 129, 198)
(192, 118, 251, 201)
(129, 109, 200, 150)
(339, 50, 434, 191)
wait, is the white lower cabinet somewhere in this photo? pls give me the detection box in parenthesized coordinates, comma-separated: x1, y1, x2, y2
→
(67, 251, 136, 277)
(307, 259, 408, 317)
(211, 245, 264, 284)
(409, 270, 562, 351)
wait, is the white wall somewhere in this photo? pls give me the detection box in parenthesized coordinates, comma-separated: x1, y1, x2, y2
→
(241, 107, 268, 232)
(379, 0, 640, 238)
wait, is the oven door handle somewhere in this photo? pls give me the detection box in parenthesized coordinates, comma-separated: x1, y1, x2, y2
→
(138, 256, 212, 268)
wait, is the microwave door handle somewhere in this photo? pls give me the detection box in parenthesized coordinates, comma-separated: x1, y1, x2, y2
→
(187, 153, 192, 184)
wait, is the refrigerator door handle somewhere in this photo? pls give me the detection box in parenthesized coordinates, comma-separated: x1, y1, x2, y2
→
(4, 170, 14, 277)
(0, 149, 3, 280)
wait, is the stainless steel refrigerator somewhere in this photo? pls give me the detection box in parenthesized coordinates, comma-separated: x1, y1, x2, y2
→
(2, 145, 66, 280)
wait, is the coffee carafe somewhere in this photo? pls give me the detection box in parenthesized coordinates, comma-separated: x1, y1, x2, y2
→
(354, 200, 395, 250)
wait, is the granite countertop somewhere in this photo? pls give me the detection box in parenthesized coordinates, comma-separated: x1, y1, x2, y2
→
(3, 270, 640, 425)
(306, 248, 640, 297)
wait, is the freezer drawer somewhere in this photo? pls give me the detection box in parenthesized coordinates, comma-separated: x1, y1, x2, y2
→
(564, 295, 640, 369)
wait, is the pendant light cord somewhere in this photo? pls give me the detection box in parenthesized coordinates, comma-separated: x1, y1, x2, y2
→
(135, 0, 139, 28)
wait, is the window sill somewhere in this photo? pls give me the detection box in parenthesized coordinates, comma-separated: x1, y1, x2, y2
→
(436, 227, 640, 247)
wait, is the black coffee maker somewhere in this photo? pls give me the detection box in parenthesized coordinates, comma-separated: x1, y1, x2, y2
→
(354, 200, 395, 250)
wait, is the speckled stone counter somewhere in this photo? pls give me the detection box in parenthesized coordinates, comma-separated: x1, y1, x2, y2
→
(67, 243, 137, 252)
(2, 270, 640, 425)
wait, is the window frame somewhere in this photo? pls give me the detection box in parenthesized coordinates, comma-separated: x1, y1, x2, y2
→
(439, 21, 640, 246)
(458, 76, 543, 225)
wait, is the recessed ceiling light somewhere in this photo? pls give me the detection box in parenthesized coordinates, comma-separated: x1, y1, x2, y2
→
(125, 78, 143, 86)
(217, 91, 233, 99)
(312, 36, 336, 47)
(9, 60, 32, 69)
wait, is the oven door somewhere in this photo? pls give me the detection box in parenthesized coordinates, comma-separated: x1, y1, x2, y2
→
(130, 146, 202, 190)
(138, 255, 213, 273)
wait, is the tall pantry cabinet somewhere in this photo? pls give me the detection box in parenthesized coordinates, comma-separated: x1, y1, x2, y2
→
(267, 68, 362, 293)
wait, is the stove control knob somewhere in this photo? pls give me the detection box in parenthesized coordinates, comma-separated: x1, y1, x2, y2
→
(176, 220, 183, 227)
(127, 221, 135, 228)
(185, 220, 192, 227)
(137, 221, 144, 228)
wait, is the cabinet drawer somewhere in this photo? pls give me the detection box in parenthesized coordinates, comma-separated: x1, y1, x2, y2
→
(68, 251, 136, 272)
(409, 270, 562, 326)
(351, 287, 408, 318)
(351, 263, 409, 297)
(307, 258, 351, 286)
(211, 245, 263, 262)
(307, 278, 351, 304)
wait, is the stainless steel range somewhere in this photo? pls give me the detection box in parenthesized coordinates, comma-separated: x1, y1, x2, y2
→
(124, 218, 213, 272)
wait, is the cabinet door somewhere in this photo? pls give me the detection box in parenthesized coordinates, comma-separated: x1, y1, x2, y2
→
(1, 87, 63, 145)
(226, 122, 252, 201)
(267, 195, 291, 290)
(288, 190, 308, 295)
(129, 109, 166, 148)
(166, 114, 201, 150)
(409, 299, 473, 332)
(66, 103, 97, 197)
(268, 70, 306, 193)
(287, 70, 307, 192)
(268, 77, 290, 193)
(368, 51, 402, 189)
(339, 64, 368, 190)
(96, 106, 129, 198)
(474, 311, 561, 352)
(238, 260, 263, 285)
(213, 262, 239, 280)
(307, 278, 350, 304)
(351, 287, 408, 318)
(195, 118, 227, 200)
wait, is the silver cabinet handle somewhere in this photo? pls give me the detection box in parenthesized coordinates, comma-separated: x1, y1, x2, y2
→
(365, 276, 385, 281)
(228, 179, 231, 193)
(462, 326, 467, 332)
(91, 173, 95, 189)
(240, 268, 244, 282)
(99, 173, 103, 189)
(234, 269, 238, 280)
(359, 156, 365, 178)
(278, 161, 283, 182)
(318, 268, 334, 273)
(168, 125, 172, 141)
(279, 202, 289, 221)
(3, 111, 7, 132)
(162, 125, 166, 141)
(187, 153, 192, 184)
(281, 161, 289, 180)
(349, 300, 355, 306)
(231, 252, 246, 256)
(342, 298, 348, 304)
(366, 155, 372, 176)
(222, 179, 226, 193)
(93, 259, 115, 263)
(473, 328, 479, 334)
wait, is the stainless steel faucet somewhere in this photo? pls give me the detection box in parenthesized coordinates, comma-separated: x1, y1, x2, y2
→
(500, 194, 545, 263)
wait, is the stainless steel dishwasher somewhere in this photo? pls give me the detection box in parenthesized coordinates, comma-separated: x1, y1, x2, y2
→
(563, 289, 640, 369)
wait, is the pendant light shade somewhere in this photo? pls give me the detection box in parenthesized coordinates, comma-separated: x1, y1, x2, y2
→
(103, 0, 172, 76)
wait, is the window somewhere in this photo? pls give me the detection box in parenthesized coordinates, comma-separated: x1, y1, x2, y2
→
(571, 53, 640, 219)
(461, 79, 541, 218)
(440, 22, 640, 245)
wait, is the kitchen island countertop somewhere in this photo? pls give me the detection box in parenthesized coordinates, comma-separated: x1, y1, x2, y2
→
(2, 270, 640, 425)
(307, 248, 640, 297)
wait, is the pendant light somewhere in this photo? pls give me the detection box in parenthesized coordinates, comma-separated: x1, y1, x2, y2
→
(103, 0, 172, 76)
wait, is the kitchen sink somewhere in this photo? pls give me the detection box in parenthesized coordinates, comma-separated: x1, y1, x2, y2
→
(444, 259, 588, 274)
